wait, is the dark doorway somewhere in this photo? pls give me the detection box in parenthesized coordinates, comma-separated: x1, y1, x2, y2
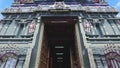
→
(39, 16, 80, 68)
(45, 23, 75, 68)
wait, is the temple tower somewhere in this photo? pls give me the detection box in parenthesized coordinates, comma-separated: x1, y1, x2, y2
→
(0, 0, 120, 68)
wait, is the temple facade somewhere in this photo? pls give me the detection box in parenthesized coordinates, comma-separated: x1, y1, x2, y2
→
(0, 0, 120, 68)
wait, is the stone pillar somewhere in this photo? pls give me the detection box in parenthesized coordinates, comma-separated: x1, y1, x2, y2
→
(35, 23, 44, 68)
(87, 48, 96, 68)
(23, 48, 32, 68)
(75, 24, 85, 68)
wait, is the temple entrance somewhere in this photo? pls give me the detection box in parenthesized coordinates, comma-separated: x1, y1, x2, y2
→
(39, 16, 81, 68)
(46, 23, 73, 68)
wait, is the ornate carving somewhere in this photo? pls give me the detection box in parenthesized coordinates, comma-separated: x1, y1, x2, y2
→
(50, 2, 69, 9)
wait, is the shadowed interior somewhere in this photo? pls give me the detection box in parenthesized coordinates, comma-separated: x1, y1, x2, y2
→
(39, 16, 80, 68)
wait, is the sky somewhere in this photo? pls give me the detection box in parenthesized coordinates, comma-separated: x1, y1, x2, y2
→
(0, 0, 120, 19)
